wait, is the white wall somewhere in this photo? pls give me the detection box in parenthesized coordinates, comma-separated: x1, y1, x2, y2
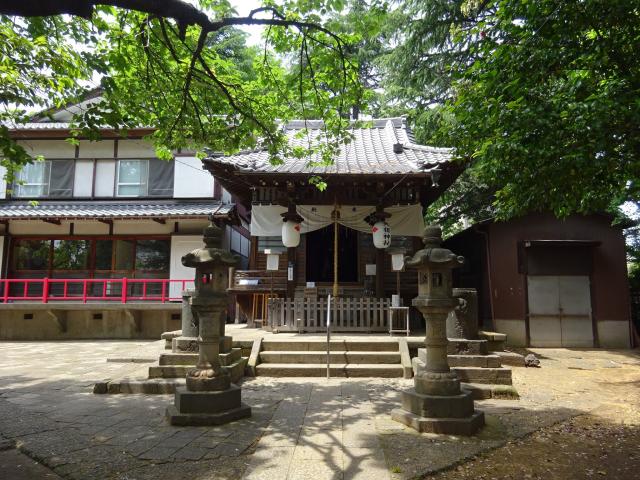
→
(17, 140, 75, 158)
(0, 236, 4, 279)
(74, 222, 111, 235)
(78, 140, 114, 158)
(173, 156, 214, 198)
(73, 160, 94, 197)
(118, 139, 156, 158)
(169, 235, 203, 298)
(94, 160, 115, 197)
(221, 188, 232, 204)
(8, 220, 71, 236)
(113, 220, 174, 235)
(0, 165, 6, 199)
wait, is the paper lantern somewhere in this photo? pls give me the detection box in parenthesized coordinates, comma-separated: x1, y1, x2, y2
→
(372, 220, 391, 249)
(282, 220, 301, 248)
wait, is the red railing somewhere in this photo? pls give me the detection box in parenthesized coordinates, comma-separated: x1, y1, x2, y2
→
(0, 278, 195, 304)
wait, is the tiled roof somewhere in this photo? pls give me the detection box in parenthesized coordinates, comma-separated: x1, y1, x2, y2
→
(206, 118, 453, 175)
(0, 200, 234, 220)
(8, 122, 74, 130)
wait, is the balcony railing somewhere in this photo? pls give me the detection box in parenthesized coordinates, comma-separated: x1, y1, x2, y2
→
(230, 269, 287, 293)
(0, 278, 194, 304)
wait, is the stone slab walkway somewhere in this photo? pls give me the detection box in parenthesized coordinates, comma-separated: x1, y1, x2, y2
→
(0, 340, 638, 479)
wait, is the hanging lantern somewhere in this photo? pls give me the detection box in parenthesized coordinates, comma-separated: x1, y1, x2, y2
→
(281, 207, 304, 248)
(282, 219, 301, 248)
(372, 220, 391, 249)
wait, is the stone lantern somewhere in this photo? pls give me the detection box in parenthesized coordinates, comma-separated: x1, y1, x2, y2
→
(166, 219, 251, 425)
(391, 225, 484, 435)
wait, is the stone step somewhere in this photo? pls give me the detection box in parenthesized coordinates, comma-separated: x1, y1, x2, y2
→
(149, 358, 248, 383)
(448, 354, 502, 368)
(494, 351, 526, 367)
(159, 348, 241, 366)
(462, 383, 520, 400)
(255, 363, 403, 378)
(95, 378, 185, 394)
(259, 351, 401, 364)
(447, 339, 488, 355)
(452, 367, 513, 385)
(260, 339, 399, 352)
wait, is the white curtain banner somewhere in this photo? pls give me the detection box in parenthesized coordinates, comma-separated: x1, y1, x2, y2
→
(250, 204, 425, 237)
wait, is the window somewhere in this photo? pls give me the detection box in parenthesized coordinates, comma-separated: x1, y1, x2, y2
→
(135, 240, 170, 272)
(10, 237, 171, 278)
(14, 160, 74, 198)
(15, 162, 51, 198)
(117, 160, 148, 197)
(115, 159, 174, 197)
(95, 240, 114, 270)
(12, 239, 50, 270)
(114, 239, 135, 270)
(52, 240, 89, 270)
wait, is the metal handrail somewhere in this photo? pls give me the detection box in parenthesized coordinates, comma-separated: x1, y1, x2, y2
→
(0, 277, 194, 304)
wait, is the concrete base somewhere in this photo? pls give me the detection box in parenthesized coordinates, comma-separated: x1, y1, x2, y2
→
(162, 330, 182, 349)
(166, 384, 251, 426)
(447, 339, 488, 355)
(172, 336, 233, 354)
(172, 336, 198, 353)
(391, 408, 484, 436)
(392, 385, 485, 435)
(463, 382, 520, 400)
(401, 388, 475, 418)
(166, 404, 251, 426)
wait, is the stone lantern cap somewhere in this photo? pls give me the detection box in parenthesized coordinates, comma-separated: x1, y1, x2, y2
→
(182, 220, 238, 269)
(405, 225, 464, 269)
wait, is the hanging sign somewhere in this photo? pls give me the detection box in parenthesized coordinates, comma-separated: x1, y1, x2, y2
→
(365, 264, 377, 276)
(391, 253, 405, 272)
(266, 254, 279, 271)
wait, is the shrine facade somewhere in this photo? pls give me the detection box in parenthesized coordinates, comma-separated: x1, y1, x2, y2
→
(203, 118, 463, 331)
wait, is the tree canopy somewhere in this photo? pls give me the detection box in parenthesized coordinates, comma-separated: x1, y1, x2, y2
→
(1, 0, 362, 184)
(384, 0, 640, 229)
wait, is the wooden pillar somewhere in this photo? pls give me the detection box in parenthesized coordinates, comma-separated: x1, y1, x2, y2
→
(287, 246, 296, 299)
(375, 248, 385, 299)
(374, 198, 387, 299)
(248, 236, 258, 269)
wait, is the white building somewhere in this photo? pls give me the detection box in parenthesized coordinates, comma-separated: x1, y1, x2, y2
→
(0, 103, 250, 339)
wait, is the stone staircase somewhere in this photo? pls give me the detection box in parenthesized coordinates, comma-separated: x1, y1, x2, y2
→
(414, 348, 518, 399)
(255, 339, 406, 378)
(95, 339, 248, 394)
(149, 347, 247, 383)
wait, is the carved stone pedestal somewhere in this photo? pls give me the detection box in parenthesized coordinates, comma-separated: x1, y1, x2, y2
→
(392, 390, 484, 435)
(167, 385, 251, 426)
(391, 226, 484, 436)
(166, 220, 250, 426)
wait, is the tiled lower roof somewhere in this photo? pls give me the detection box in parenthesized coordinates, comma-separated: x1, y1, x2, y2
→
(0, 200, 234, 220)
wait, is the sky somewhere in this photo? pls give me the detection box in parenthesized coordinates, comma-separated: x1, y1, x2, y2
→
(229, 0, 268, 46)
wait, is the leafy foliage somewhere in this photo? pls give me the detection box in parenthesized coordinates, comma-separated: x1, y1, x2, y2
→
(385, 0, 640, 225)
(627, 224, 640, 290)
(1, 0, 363, 181)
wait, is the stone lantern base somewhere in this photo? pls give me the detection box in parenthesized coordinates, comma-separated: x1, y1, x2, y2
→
(391, 388, 484, 435)
(166, 384, 251, 426)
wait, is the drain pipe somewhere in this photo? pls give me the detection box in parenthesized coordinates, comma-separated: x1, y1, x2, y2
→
(326, 294, 332, 379)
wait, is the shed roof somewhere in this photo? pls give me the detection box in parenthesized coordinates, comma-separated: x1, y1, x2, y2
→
(205, 118, 453, 175)
(0, 200, 235, 221)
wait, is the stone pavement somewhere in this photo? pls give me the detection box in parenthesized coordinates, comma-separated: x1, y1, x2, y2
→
(0, 340, 638, 479)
